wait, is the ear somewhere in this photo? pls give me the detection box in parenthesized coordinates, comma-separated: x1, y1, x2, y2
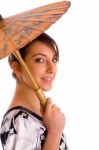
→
(11, 61, 22, 77)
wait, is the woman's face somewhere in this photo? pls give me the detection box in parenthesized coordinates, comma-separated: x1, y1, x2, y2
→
(20, 40, 58, 91)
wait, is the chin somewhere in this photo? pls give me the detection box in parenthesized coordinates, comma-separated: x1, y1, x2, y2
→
(41, 85, 52, 91)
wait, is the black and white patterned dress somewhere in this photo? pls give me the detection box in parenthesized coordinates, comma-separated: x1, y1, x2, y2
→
(0, 106, 68, 150)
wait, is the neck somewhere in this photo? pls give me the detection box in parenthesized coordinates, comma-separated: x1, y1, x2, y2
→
(9, 82, 42, 117)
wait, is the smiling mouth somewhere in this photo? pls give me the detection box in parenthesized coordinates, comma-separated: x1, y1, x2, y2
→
(41, 77, 53, 83)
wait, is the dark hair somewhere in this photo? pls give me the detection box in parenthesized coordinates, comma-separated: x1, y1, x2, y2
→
(8, 32, 59, 78)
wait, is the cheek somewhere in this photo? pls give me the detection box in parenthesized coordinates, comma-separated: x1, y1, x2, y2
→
(54, 65, 57, 76)
(30, 65, 44, 77)
(21, 66, 43, 87)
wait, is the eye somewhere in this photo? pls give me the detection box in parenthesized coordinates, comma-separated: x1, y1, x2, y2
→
(35, 58, 44, 63)
(52, 58, 58, 64)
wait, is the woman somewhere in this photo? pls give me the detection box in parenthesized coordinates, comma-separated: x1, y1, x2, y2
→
(0, 33, 67, 150)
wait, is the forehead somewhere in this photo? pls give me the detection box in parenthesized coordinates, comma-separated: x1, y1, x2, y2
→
(25, 40, 56, 56)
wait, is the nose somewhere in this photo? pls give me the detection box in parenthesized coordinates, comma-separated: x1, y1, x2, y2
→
(46, 61, 56, 73)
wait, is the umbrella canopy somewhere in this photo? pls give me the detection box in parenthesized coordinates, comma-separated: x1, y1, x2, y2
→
(0, 1, 71, 111)
(0, 1, 71, 59)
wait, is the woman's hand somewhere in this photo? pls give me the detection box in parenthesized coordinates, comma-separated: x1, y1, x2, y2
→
(43, 98, 65, 136)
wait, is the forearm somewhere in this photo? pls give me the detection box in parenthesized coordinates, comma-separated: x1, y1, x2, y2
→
(42, 132, 62, 150)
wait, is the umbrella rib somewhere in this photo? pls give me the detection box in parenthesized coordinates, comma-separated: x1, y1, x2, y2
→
(5, 14, 64, 26)
(6, 11, 66, 23)
(18, 13, 65, 20)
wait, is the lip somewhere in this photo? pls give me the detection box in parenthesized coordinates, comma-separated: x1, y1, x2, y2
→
(41, 76, 54, 82)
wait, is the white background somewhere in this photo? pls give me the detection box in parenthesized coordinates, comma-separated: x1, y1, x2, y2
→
(0, 0, 99, 150)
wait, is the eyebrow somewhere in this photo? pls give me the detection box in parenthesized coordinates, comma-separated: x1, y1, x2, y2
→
(32, 53, 47, 57)
(32, 53, 56, 58)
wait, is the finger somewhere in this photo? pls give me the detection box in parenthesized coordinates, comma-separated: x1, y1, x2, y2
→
(52, 104, 57, 110)
(45, 98, 52, 113)
(57, 107, 61, 112)
(52, 104, 61, 110)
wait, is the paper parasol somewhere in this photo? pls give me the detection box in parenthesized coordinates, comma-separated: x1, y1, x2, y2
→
(0, 1, 71, 111)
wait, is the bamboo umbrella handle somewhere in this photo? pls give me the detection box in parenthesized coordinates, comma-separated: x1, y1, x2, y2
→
(13, 50, 47, 112)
